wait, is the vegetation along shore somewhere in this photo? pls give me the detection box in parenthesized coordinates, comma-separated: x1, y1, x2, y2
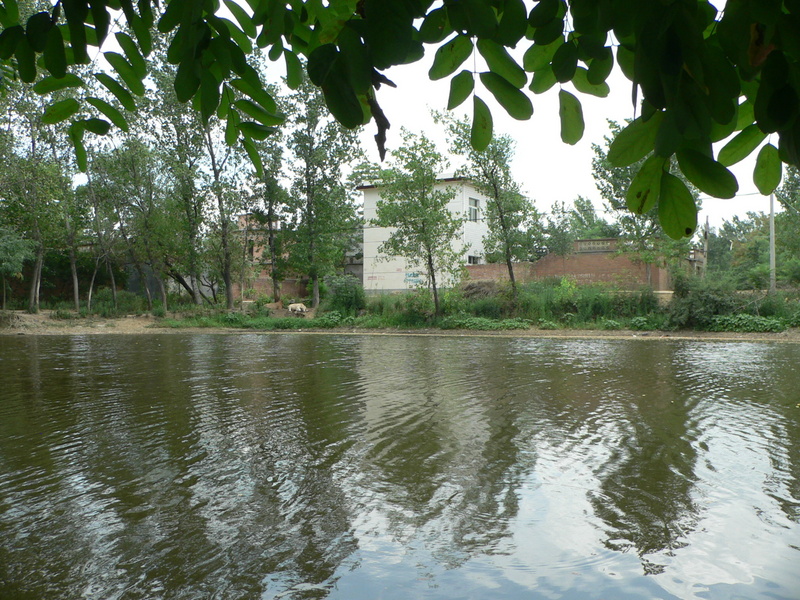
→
(4, 277, 800, 344)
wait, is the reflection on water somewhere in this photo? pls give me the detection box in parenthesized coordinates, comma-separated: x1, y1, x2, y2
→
(1, 334, 799, 599)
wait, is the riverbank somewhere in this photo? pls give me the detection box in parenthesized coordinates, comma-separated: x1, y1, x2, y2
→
(3, 309, 800, 342)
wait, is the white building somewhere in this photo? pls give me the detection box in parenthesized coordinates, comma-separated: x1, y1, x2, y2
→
(360, 177, 490, 293)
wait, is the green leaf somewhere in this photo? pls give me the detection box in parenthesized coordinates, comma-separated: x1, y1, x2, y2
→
(69, 122, 87, 172)
(90, 2, 110, 45)
(528, 0, 560, 28)
(676, 149, 738, 199)
(477, 39, 526, 88)
(571, 66, 609, 97)
(522, 37, 562, 72)
(0, 25, 25, 60)
(480, 71, 533, 120)
(218, 17, 253, 54)
(321, 60, 364, 128)
(285, 50, 302, 89)
(429, 34, 473, 81)
(1, 0, 19, 26)
(85, 96, 129, 131)
(471, 95, 493, 151)
(419, 8, 450, 43)
(718, 124, 767, 166)
(14, 35, 36, 82)
(43, 25, 67, 78)
(753, 143, 782, 195)
(130, 13, 152, 55)
(94, 72, 136, 111)
(239, 121, 277, 141)
(234, 99, 283, 125)
(104, 52, 146, 95)
(230, 78, 277, 113)
(242, 136, 264, 177)
(558, 90, 583, 145)
(25, 11, 52, 52)
(495, 0, 527, 46)
(528, 67, 556, 94)
(225, 109, 240, 146)
(79, 117, 111, 135)
(626, 154, 665, 214)
(33, 73, 84, 94)
(42, 98, 80, 124)
(659, 173, 698, 239)
(224, 0, 256, 38)
(447, 70, 474, 110)
(586, 49, 613, 85)
(200, 70, 220, 122)
(607, 113, 665, 167)
(114, 32, 147, 79)
(308, 44, 338, 85)
(551, 40, 578, 83)
(174, 59, 200, 103)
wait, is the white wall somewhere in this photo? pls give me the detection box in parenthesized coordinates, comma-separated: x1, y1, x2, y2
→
(362, 179, 490, 293)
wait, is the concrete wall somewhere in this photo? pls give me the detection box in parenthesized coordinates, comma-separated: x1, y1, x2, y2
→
(362, 179, 490, 293)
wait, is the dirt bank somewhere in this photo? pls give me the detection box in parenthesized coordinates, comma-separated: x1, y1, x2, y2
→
(2, 310, 800, 343)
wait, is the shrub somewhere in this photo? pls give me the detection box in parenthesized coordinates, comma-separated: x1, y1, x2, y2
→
(322, 275, 365, 316)
(668, 274, 740, 329)
(708, 314, 787, 333)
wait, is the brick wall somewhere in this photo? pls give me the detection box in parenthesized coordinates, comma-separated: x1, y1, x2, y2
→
(465, 252, 671, 290)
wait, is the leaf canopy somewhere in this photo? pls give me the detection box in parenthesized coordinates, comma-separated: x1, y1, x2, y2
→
(2, 0, 800, 235)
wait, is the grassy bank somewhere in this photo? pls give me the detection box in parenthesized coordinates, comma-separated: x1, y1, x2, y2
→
(151, 276, 800, 335)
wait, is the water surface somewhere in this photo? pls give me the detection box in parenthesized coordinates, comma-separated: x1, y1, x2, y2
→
(1, 333, 798, 599)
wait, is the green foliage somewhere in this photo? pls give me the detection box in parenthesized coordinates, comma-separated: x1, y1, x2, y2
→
(372, 129, 464, 316)
(6, 0, 796, 238)
(438, 314, 531, 330)
(668, 274, 740, 330)
(321, 274, 365, 316)
(708, 314, 788, 333)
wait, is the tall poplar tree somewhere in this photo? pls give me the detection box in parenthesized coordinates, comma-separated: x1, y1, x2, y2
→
(285, 75, 361, 308)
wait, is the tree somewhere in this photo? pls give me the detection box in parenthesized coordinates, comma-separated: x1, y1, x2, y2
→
(3, 0, 799, 239)
(372, 129, 464, 317)
(439, 113, 540, 298)
(568, 196, 619, 240)
(0, 225, 33, 309)
(285, 74, 362, 308)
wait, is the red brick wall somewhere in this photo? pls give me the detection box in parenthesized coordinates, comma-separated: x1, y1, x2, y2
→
(465, 253, 671, 290)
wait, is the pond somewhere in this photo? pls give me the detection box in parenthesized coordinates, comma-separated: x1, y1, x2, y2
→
(1, 333, 798, 599)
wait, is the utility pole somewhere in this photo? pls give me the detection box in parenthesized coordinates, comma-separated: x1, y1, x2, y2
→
(770, 193, 776, 293)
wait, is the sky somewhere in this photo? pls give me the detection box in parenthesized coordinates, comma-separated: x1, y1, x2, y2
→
(355, 36, 778, 233)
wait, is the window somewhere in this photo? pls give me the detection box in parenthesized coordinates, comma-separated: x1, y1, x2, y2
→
(468, 197, 480, 222)
(467, 255, 480, 265)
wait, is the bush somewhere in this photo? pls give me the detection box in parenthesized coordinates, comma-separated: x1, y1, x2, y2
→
(438, 314, 531, 330)
(708, 314, 787, 333)
(668, 274, 740, 329)
(322, 275, 365, 316)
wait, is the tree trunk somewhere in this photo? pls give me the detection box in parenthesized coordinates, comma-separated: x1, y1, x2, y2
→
(427, 251, 440, 316)
(28, 248, 44, 313)
(1, 274, 6, 310)
(87, 257, 100, 311)
(505, 248, 517, 299)
(69, 245, 80, 311)
(106, 259, 118, 308)
(157, 277, 168, 312)
(312, 273, 320, 308)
